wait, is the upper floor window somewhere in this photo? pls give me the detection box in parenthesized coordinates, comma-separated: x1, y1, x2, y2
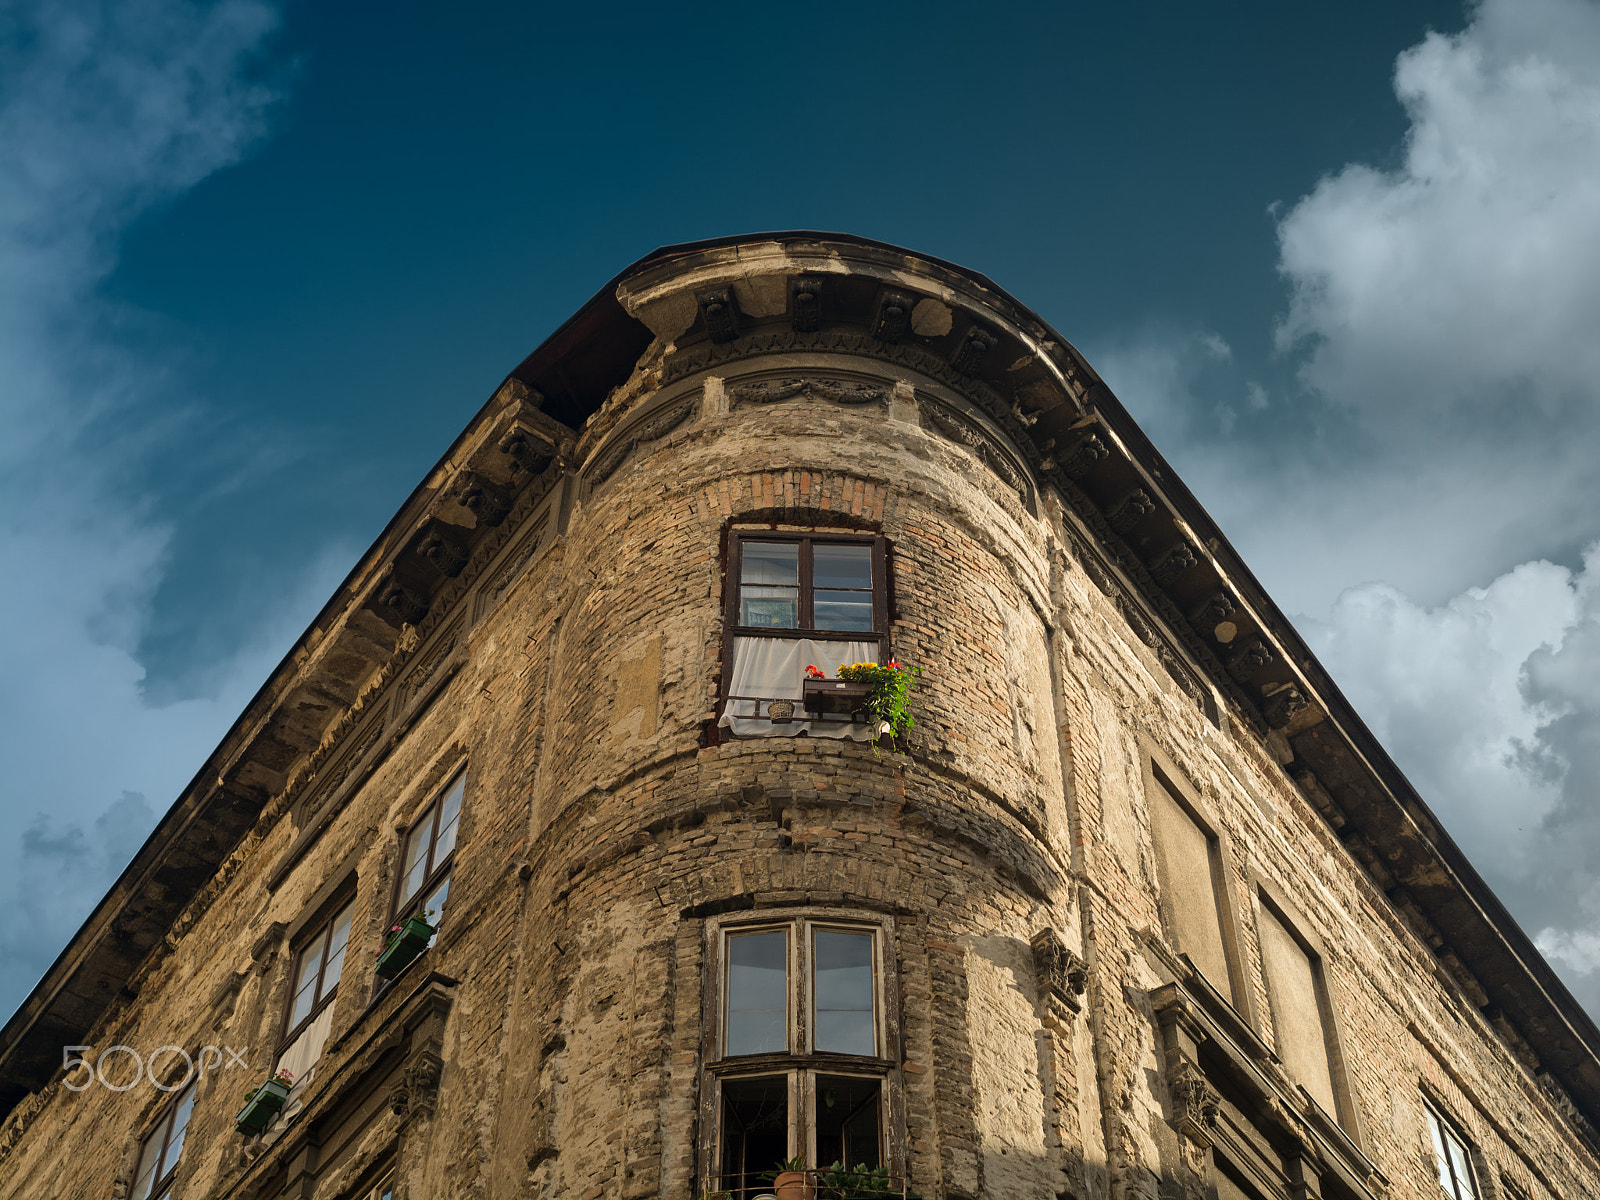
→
(720, 532, 888, 741)
(1426, 1105, 1479, 1200)
(395, 770, 464, 932)
(708, 914, 899, 1199)
(735, 537, 881, 633)
(277, 897, 355, 1092)
(131, 1080, 196, 1200)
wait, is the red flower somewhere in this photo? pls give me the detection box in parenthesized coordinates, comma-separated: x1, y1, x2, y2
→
(804, 664, 825, 678)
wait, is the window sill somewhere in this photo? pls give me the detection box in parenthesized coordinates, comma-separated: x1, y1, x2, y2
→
(706, 1052, 898, 1076)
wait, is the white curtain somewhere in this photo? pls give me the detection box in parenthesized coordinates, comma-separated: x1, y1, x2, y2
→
(719, 637, 880, 740)
(273, 1002, 335, 1125)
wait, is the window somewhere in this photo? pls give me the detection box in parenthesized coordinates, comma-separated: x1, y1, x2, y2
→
(130, 1081, 196, 1200)
(359, 1168, 397, 1200)
(276, 897, 355, 1089)
(709, 916, 898, 1199)
(719, 532, 889, 741)
(394, 770, 464, 935)
(1426, 1105, 1479, 1200)
(1144, 763, 1241, 1004)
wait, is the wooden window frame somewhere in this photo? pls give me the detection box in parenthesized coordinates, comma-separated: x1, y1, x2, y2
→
(724, 530, 889, 648)
(388, 768, 465, 929)
(701, 909, 905, 1192)
(277, 895, 356, 1053)
(133, 1080, 196, 1200)
(1425, 1101, 1480, 1200)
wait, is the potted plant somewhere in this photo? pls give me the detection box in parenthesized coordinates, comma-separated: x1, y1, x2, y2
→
(832, 661, 922, 749)
(374, 909, 435, 979)
(801, 664, 874, 718)
(235, 1068, 294, 1134)
(762, 1155, 815, 1200)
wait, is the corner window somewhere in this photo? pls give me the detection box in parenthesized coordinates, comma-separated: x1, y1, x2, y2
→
(719, 532, 889, 741)
(708, 915, 899, 1198)
(130, 1081, 196, 1200)
(1426, 1105, 1479, 1200)
(276, 897, 355, 1092)
(395, 770, 464, 933)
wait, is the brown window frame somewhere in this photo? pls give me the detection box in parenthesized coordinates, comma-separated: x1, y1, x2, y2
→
(276, 896, 356, 1053)
(1425, 1101, 1480, 1200)
(387, 769, 465, 930)
(702, 910, 904, 1195)
(725, 531, 889, 646)
(131, 1079, 196, 1200)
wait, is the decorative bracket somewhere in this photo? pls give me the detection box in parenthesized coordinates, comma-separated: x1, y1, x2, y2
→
(696, 288, 741, 343)
(1031, 928, 1087, 1014)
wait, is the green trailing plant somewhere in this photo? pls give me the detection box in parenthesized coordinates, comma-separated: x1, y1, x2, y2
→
(834, 660, 921, 747)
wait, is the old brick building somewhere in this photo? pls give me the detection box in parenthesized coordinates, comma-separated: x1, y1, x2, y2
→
(1, 233, 1596, 1200)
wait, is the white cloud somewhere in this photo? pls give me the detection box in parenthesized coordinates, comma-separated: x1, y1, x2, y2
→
(1103, 1, 1600, 1020)
(1270, 0, 1600, 599)
(1303, 546, 1600, 1016)
(0, 0, 319, 1016)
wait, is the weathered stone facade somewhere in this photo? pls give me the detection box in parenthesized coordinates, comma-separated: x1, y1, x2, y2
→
(1, 234, 1596, 1200)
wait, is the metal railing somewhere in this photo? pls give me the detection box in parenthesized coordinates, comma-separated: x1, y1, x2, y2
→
(707, 1165, 917, 1199)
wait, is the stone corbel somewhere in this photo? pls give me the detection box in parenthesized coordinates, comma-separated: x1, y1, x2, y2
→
(452, 470, 514, 528)
(385, 980, 453, 1125)
(1152, 985, 1220, 1172)
(1030, 928, 1087, 1014)
(250, 922, 288, 975)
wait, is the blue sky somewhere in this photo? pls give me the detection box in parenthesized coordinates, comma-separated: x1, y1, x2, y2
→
(3, 0, 1598, 1021)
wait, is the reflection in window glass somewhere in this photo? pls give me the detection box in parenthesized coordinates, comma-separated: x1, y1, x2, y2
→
(741, 542, 800, 628)
(1427, 1107, 1478, 1200)
(400, 820, 431, 905)
(812, 544, 874, 631)
(720, 1075, 790, 1199)
(131, 1081, 197, 1200)
(815, 1074, 882, 1169)
(813, 930, 875, 1056)
(727, 930, 788, 1055)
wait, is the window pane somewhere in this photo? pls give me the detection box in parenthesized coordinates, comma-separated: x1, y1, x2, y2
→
(159, 1086, 197, 1181)
(815, 1075, 882, 1170)
(421, 873, 451, 933)
(435, 775, 464, 861)
(131, 1123, 165, 1200)
(323, 902, 355, 991)
(1447, 1133, 1476, 1200)
(813, 543, 871, 590)
(1428, 1111, 1455, 1193)
(289, 944, 322, 1027)
(399, 815, 432, 904)
(741, 542, 798, 586)
(813, 592, 874, 631)
(726, 930, 788, 1055)
(720, 1075, 790, 1200)
(740, 586, 799, 628)
(814, 930, 875, 1056)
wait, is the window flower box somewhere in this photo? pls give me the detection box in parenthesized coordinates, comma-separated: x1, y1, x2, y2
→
(234, 1074, 292, 1134)
(802, 678, 873, 718)
(374, 915, 435, 979)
